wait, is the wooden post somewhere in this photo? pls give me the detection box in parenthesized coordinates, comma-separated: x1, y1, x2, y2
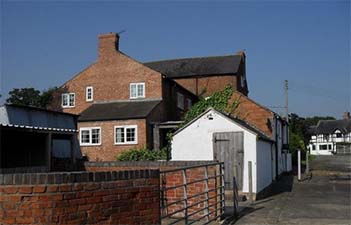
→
(298, 149, 301, 181)
(248, 161, 253, 204)
(305, 150, 309, 174)
(233, 177, 238, 216)
(70, 135, 76, 165)
(46, 133, 52, 171)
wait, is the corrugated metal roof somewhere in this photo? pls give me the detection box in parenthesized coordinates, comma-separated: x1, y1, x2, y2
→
(0, 104, 77, 132)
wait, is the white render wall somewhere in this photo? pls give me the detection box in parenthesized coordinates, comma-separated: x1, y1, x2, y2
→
(273, 118, 286, 175)
(171, 110, 260, 193)
(256, 140, 273, 192)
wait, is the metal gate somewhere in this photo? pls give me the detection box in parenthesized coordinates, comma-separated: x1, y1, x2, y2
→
(160, 162, 225, 225)
(213, 132, 244, 190)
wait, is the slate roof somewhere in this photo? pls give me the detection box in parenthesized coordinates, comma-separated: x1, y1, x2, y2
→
(78, 100, 161, 122)
(144, 55, 242, 78)
(309, 119, 351, 134)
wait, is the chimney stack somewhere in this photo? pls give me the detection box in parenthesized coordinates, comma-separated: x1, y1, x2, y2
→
(343, 112, 350, 120)
(98, 32, 119, 61)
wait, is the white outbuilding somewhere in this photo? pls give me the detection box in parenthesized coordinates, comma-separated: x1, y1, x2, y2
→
(171, 108, 276, 197)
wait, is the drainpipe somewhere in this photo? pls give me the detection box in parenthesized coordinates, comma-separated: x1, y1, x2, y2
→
(275, 116, 279, 179)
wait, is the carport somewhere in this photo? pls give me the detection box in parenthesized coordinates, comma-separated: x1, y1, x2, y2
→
(0, 104, 79, 172)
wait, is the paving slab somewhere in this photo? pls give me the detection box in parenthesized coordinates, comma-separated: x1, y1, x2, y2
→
(225, 155, 351, 225)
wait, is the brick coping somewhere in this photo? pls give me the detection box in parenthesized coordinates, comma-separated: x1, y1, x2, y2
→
(84, 160, 216, 167)
(0, 169, 159, 185)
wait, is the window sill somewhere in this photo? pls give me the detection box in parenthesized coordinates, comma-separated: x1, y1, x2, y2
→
(80, 143, 101, 147)
(114, 142, 138, 146)
(129, 97, 145, 100)
(62, 106, 75, 108)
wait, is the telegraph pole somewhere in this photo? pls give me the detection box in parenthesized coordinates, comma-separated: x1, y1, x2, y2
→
(285, 80, 289, 122)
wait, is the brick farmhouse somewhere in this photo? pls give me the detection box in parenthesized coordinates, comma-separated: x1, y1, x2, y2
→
(50, 32, 250, 161)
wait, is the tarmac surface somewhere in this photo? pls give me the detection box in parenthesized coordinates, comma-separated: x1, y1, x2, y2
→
(225, 155, 351, 225)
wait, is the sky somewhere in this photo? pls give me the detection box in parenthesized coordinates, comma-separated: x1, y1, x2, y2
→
(1, 1, 350, 119)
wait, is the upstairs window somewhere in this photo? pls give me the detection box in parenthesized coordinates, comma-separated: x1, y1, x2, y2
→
(115, 125, 137, 145)
(86, 86, 93, 102)
(177, 93, 184, 110)
(62, 93, 75, 108)
(187, 98, 192, 109)
(241, 76, 246, 88)
(80, 127, 101, 146)
(130, 83, 145, 99)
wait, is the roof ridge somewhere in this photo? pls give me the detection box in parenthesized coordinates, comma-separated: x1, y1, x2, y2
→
(94, 98, 162, 105)
(144, 54, 241, 64)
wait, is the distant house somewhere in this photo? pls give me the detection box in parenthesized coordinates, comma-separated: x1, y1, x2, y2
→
(50, 32, 247, 161)
(0, 104, 79, 173)
(308, 112, 351, 155)
(171, 108, 281, 198)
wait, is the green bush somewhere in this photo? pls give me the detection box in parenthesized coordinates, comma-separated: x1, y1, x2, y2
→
(116, 147, 168, 161)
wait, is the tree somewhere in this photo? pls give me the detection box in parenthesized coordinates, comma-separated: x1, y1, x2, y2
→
(6, 87, 58, 109)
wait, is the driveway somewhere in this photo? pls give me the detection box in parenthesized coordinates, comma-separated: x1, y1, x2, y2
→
(226, 155, 351, 225)
(310, 155, 351, 174)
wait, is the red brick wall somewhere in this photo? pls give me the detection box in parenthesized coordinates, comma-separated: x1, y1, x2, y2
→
(229, 91, 274, 137)
(78, 119, 147, 161)
(174, 75, 238, 97)
(50, 33, 163, 115)
(0, 170, 160, 225)
(85, 161, 223, 222)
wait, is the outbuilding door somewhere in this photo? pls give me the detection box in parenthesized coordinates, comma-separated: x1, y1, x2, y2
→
(213, 132, 244, 190)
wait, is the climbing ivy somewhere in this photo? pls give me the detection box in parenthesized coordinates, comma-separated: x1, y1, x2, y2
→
(181, 85, 241, 126)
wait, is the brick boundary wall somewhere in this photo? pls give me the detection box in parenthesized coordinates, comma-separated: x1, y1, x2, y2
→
(85, 161, 216, 171)
(85, 161, 223, 222)
(0, 170, 160, 225)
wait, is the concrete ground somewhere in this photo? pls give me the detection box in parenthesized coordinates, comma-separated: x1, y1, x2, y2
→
(224, 155, 351, 225)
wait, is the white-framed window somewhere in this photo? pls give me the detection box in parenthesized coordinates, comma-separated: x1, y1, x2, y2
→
(86, 86, 93, 102)
(62, 93, 75, 108)
(187, 98, 192, 109)
(130, 83, 145, 99)
(177, 93, 184, 110)
(114, 125, 137, 145)
(241, 75, 246, 88)
(80, 127, 101, 146)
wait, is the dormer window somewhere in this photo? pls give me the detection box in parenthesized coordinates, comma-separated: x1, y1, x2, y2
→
(86, 86, 93, 102)
(62, 93, 75, 108)
(130, 83, 145, 99)
(335, 130, 342, 138)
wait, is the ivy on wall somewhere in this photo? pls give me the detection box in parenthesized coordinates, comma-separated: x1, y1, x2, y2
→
(182, 85, 241, 126)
